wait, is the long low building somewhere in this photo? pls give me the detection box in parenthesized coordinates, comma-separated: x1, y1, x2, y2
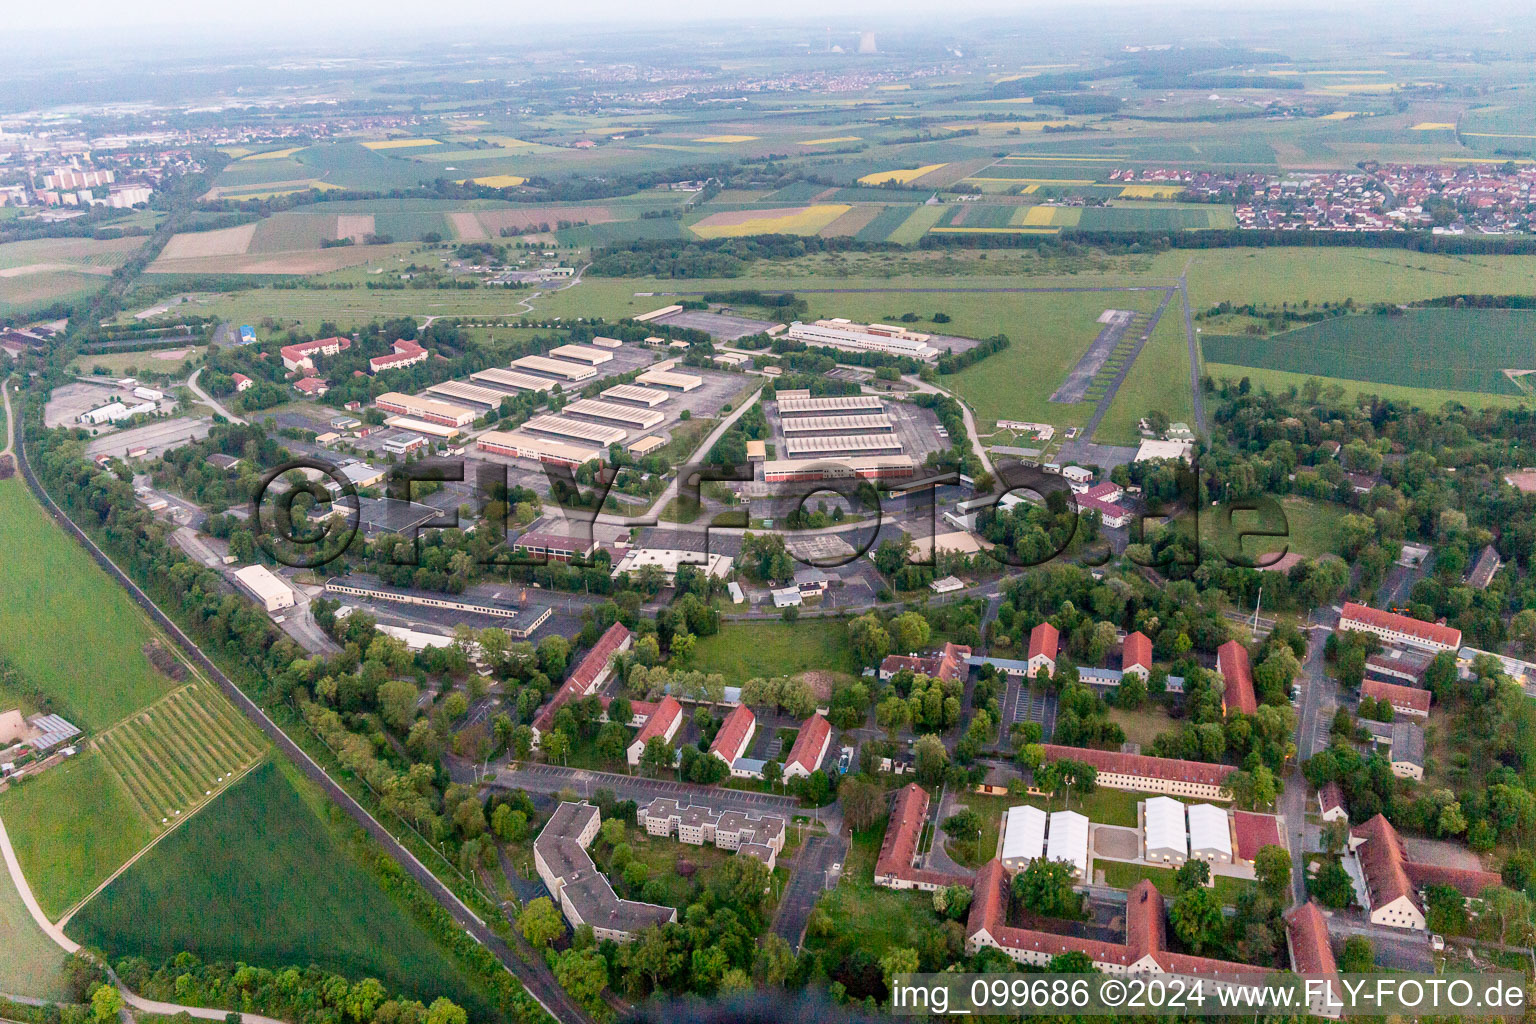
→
(1349, 813, 1501, 930)
(470, 368, 557, 393)
(760, 455, 915, 483)
(1361, 678, 1431, 718)
(532, 622, 631, 743)
(874, 784, 972, 891)
(383, 415, 461, 439)
(1000, 804, 1047, 872)
(784, 433, 903, 457)
(1046, 809, 1089, 878)
(778, 394, 885, 415)
(521, 414, 628, 446)
(610, 546, 733, 582)
(425, 380, 514, 409)
(601, 384, 670, 407)
(548, 344, 613, 365)
(233, 564, 295, 613)
(786, 319, 938, 360)
(374, 392, 477, 428)
(512, 355, 599, 382)
(534, 802, 677, 943)
(1338, 601, 1462, 652)
(635, 368, 702, 391)
(780, 413, 893, 435)
(1144, 796, 1187, 864)
(476, 429, 602, 469)
(1039, 744, 1237, 801)
(564, 398, 666, 430)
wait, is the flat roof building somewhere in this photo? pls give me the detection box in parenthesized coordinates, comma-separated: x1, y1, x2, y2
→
(477, 430, 602, 469)
(382, 415, 460, 439)
(778, 394, 885, 415)
(548, 344, 613, 365)
(781, 414, 893, 435)
(521, 414, 628, 447)
(425, 380, 513, 409)
(470, 368, 556, 393)
(233, 564, 295, 613)
(610, 547, 732, 582)
(601, 384, 670, 407)
(760, 455, 915, 483)
(1000, 804, 1047, 872)
(512, 355, 599, 382)
(635, 369, 702, 391)
(564, 398, 666, 430)
(627, 435, 666, 456)
(534, 802, 676, 943)
(786, 319, 937, 360)
(640, 797, 785, 871)
(374, 392, 476, 428)
(784, 433, 903, 457)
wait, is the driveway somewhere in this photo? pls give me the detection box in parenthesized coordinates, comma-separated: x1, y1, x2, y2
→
(187, 367, 245, 424)
(772, 831, 847, 951)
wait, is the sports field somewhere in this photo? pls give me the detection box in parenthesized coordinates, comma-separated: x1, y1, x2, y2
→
(0, 747, 156, 919)
(67, 760, 496, 1015)
(94, 683, 266, 828)
(1201, 308, 1536, 395)
(0, 478, 172, 730)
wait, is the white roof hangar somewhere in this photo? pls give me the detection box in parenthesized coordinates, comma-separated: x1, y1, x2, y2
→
(601, 384, 670, 407)
(564, 398, 666, 430)
(1001, 804, 1047, 871)
(1144, 796, 1188, 864)
(512, 355, 599, 382)
(777, 394, 885, 415)
(784, 433, 903, 457)
(470, 368, 557, 393)
(1046, 810, 1089, 878)
(780, 414, 894, 434)
(1188, 803, 1232, 863)
(522, 414, 628, 446)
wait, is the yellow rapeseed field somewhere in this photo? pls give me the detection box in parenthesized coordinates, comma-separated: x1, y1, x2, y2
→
(800, 136, 862, 145)
(1118, 184, 1186, 199)
(691, 205, 851, 238)
(692, 135, 760, 143)
(1411, 122, 1457, 130)
(857, 164, 947, 185)
(361, 139, 441, 150)
(456, 175, 527, 187)
(241, 147, 302, 161)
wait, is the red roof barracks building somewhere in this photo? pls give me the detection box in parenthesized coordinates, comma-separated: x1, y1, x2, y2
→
(1039, 744, 1236, 801)
(1338, 602, 1461, 652)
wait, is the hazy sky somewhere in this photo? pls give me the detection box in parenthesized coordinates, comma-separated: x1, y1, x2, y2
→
(8, 0, 1467, 34)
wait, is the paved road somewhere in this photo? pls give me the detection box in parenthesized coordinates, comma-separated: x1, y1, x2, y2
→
(187, 367, 245, 424)
(492, 763, 833, 826)
(771, 832, 847, 951)
(1323, 916, 1433, 970)
(1, 373, 13, 457)
(627, 384, 763, 526)
(10, 417, 589, 1024)
(1078, 288, 1175, 443)
(901, 374, 993, 478)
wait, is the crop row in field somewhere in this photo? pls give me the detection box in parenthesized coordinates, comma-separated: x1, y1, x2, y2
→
(94, 683, 266, 828)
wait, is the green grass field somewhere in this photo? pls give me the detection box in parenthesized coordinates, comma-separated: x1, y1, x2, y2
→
(1203, 363, 1531, 412)
(804, 819, 946, 962)
(0, 478, 173, 730)
(946, 289, 1166, 431)
(689, 619, 858, 682)
(0, 748, 156, 919)
(1182, 249, 1536, 308)
(1202, 308, 1536, 395)
(1098, 860, 1254, 907)
(1106, 705, 1179, 748)
(1095, 299, 1194, 444)
(0, 839, 69, 1000)
(66, 760, 496, 1015)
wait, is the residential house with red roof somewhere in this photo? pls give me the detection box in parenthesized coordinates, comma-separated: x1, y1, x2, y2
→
(1339, 602, 1461, 652)
(627, 696, 683, 766)
(292, 376, 329, 397)
(1027, 622, 1059, 677)
(1217, 640, 1257, 715)
(1284, 902, 1342, 1018)
(1360, 678, 1431, 719)
(1039, 744, 1236, 801)
(877, 642, 971, 683)
(232, 373, 253, 392)
(1122, 631, 1152, 681)
(1348, 814, 1501, 930)
(531, 622, 631, 746)
(281, 335, 350, 373)
(1317, 781, 1347, 822)
(709, 704, 756, 765)
(967, 861, 1273, 990)
(369, 337, 428, 375)
(873, 784, 970, 891)
(782, 712, 832, 780)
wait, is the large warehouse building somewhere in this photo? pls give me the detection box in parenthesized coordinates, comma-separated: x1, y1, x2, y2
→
(477, 430, 602, 469)
(564, 398, 666, 430)
(512, 355, 598, 382)
(760, 455, 916, 483)
(470, 368, 556, 393)
(781, 414, 893, 435)
(784, 433, 903, 457)
(602, 384, 670, 407)
(636, 368, 702, 391)
(785, 319, 938, 360)
(1000, 804, 1047, 872)
(425, 380, 512, 409)
(777, 393, 885, 416)
(522, 414, 627, 447)
(234, 564, 295, 613)
(548, 344, 613, 365)
(373, 392, 477, 428)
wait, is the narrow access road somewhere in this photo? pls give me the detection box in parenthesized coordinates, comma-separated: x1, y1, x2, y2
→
(187, 367, 245, 424)
(10, 416, 590, 1024)
(1, 374, 13, 457)
(901, 374, 993, 478)
(1178, 266, 1207, 436)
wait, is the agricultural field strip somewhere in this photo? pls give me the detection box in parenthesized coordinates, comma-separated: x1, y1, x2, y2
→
(93, 683, 266, 826)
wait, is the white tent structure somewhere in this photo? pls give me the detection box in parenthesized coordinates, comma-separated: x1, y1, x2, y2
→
(1188, 803, 1233, 863)
(1046, 810, 1089, 878)
(1144, 796, 1188, 864)
(1000, 805, 1047, 871)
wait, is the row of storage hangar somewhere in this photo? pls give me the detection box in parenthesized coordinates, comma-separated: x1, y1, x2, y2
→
(1000, 796, 1239, 875)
